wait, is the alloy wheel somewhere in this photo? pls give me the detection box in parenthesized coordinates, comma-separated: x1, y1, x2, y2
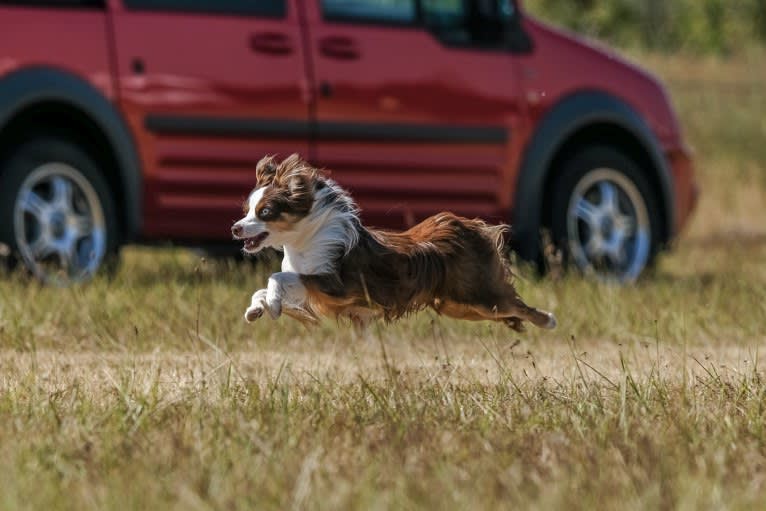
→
(13, 162, 107, 284)
(565, 168, 651, 282)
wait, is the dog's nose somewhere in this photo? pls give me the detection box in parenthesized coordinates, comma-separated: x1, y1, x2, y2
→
(231, 224, 243, 237)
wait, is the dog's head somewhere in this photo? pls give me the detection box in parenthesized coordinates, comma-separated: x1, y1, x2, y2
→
(231, 154, 321, 254)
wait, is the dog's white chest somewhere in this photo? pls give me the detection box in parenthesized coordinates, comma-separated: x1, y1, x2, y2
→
(282, 247, 327, 275)
(281, 249, 301, 273)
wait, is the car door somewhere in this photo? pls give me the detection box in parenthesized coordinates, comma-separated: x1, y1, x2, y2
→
(304, 0, 528, 228)
(110, 0, 311, 240)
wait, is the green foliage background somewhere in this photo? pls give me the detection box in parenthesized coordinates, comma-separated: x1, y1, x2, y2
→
(523, 0, 766, 53)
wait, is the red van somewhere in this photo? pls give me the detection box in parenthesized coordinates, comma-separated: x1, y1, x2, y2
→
(0, 0, 697, 284)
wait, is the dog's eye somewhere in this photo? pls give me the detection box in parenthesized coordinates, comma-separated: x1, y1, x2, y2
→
(258, 207, 275, 220)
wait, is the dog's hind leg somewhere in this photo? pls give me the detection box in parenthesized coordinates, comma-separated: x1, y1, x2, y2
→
(493, 299, 557, 331)
(433, 295, 556, 332)
(478, 279, 557, 331)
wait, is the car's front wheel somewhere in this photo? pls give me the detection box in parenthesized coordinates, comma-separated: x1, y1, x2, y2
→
(551, 146, 662, 282)
(0, 137, 119, 284)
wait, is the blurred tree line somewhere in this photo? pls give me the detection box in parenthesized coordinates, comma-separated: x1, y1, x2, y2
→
(524, 0, 766, 53)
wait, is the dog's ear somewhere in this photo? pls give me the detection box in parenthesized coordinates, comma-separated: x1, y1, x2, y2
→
(271, 153, 317, 215)
(256, 155, 278, 187)
(286, 172, 314, 215)
(280, 153, 304, 170)
(288, 172, 309, 196)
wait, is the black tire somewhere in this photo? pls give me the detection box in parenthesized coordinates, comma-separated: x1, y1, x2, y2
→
(0, 137, 120, 284)
(550, 146, 663, 282)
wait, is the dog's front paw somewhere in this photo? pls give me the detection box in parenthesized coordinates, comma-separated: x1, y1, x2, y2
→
(245, 288, 283, 323)
(245, 304, 265, 323)
(245, 289, 269, 323)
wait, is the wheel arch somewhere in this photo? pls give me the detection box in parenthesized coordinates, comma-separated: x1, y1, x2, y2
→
(0, 67, 142, 241)
(511, 91, 674, 263)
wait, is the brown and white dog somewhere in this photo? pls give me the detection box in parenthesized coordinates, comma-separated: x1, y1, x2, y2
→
(231, 154, 556, 332)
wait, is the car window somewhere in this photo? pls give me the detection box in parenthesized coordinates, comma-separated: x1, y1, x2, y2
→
(0, 0, 103, 6)
(123, 0, 285, 17)
(422, 0, 515, 48)
(421, 0, 470, 44)
(321, 0, 518, 49)
(321, 0, 417, 25)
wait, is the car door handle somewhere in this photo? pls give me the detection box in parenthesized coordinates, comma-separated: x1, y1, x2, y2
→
(250, 32, 293, 56)
(318, 36, 360, 60)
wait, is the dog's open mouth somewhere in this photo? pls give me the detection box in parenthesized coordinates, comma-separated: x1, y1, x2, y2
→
(243, 232, 269, 252)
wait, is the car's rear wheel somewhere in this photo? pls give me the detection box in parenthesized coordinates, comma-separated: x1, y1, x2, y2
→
(0, 137, 119, 284)
(551, 146, 662, 282)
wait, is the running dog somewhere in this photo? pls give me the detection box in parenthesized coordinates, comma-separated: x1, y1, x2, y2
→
(231, 154, 557, 332)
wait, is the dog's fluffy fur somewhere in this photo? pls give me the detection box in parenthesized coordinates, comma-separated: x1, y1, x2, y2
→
(231, 154, 556, 332)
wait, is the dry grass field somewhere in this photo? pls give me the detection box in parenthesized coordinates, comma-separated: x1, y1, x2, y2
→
(0, 52, 765, 509)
